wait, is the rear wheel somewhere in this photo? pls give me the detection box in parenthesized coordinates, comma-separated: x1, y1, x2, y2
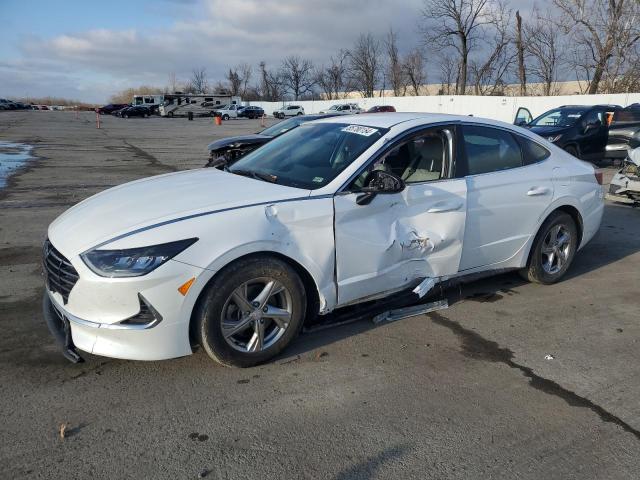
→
(520, 211, 578, 284)
(195, 256, 306, 367)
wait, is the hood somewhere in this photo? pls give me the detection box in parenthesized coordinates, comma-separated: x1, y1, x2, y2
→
(527, 126, 570, 138)
(207, 134, 270, 151)
(629, 147, 640, 166)
(49, 168, 309, 255)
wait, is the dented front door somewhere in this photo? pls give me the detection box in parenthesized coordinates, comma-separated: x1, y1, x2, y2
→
(333, 179, 467, 306)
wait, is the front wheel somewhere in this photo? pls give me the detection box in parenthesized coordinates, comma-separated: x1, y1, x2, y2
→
(520, 211, 578, 284)
(222, 114, 230, 121)
(297, 112, 303, 116)
(195, 256, 306, 367)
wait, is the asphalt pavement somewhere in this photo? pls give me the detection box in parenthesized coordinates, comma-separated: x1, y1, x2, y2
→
(0, 111, 639, 479)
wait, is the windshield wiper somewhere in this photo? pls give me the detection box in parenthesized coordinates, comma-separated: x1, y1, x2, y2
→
(231, 169, 278, 183)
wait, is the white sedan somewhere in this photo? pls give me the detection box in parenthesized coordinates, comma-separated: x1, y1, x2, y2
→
(43, 113, 604, 366)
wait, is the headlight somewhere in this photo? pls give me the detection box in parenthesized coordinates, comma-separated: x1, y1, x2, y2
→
(547, 135, 563, 143)
(81, 238, 198, 278)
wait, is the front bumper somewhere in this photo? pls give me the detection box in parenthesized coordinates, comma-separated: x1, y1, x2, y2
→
(43, 292, 84, 363)
(42, 252, 209, 361)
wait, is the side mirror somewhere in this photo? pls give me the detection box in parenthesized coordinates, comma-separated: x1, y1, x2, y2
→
(515, 119, 528, 127)
(356, 170, 405, 205)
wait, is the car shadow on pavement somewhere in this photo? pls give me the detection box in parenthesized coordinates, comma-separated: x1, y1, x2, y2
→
(563, 202, 639, 281)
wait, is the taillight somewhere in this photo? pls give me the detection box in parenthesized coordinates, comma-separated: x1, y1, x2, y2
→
(594, 170, 603, 185)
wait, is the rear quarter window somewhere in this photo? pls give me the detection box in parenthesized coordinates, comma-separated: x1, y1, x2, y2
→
(516, 135, 551, 165)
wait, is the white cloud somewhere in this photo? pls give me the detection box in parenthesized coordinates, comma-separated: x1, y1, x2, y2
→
(2, 0, 549, 102)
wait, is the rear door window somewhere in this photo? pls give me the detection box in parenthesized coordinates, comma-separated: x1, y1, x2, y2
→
(462, 125, 523, 175)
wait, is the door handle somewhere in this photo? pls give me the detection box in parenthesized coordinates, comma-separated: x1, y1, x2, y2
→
(427, 201, 463, 213)
(527, 186, 551, 196)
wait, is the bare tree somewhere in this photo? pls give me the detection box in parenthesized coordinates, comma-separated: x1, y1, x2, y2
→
(239, 63, 252, 97)
(189, 67, 208, 94)
(280, 55, 315, 100)
(438, 54, 459, 95)
(315, 50, 350, 99)
(226, 69, 242, 96)
(403, 48, 427, 95)
(168, 72, 179, 93)
(421, 0, 491, 94)
(515, 11, 527, 96)
(348, 33, 382, 98)
(554, 0, 640, 94)
(259, 61, 284, 101)
(385, 28, 408, 96)
(525, 9, 565, 96)
(469, 1, 515, 95)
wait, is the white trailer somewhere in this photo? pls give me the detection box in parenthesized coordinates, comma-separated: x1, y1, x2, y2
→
(159, 94, 242, 117)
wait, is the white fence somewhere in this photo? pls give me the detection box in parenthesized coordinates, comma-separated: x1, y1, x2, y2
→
(248, 93, 640, 123)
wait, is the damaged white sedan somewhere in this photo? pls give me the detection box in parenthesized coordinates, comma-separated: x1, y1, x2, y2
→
(43, 113, 604, 366)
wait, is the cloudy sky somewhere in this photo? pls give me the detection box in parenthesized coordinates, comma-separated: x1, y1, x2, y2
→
(1, 0, 547, 103)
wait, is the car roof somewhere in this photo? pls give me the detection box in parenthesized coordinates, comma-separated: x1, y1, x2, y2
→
(556, 104, 620, 109)
(311, 112, 512, 129)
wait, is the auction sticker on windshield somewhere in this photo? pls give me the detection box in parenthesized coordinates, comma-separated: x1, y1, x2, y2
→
(341, 125, 379, 136)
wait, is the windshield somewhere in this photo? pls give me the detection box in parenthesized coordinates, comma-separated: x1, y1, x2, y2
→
(229, 123, 388, 190)
(328, 105, 339, 110)
(530, 108, 588, 127)
(259, 117, 305, 137)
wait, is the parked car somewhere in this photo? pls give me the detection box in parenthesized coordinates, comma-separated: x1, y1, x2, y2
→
(607, 135, 640, 205)
(113, 106, 129, 117)
(516, 104, 620, 160)
(214, 104, 242, 120)
(0, 99, 17, 110)
(205, 113, 341, 168)
(238, 106, 265, 119)
(604, 105, 640, 160)
(119, 106, 151, 118)
(98, 103, 130, 115)
(319, 103, 362, 115)
(43, 113, 603, 366)
(365, 105, 396, 113)
(273, 105, 304, 119)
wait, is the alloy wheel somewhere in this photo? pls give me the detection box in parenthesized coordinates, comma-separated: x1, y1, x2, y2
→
(541, 224, 571, 274)
(220, 277, 292, 353)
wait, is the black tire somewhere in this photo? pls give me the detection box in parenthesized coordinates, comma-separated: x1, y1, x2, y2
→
(124, 114, 129, 119)
(297, 112, 303, 116)
(195, 256, 306, 367)
(520, 211, 578, 284)
(564, 145, 580, 158)
(222, 114, 230, 121)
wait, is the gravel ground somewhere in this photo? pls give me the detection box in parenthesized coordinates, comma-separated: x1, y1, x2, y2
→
(0, 111, 639, 479)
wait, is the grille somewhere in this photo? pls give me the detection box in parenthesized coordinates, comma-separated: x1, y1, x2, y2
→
(43, 239, 79, 304)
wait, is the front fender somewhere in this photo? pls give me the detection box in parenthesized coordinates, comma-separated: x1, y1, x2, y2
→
(103, 197, 337, 313)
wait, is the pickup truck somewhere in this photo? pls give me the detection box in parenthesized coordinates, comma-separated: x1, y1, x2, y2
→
(213, 104, 242, 120)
